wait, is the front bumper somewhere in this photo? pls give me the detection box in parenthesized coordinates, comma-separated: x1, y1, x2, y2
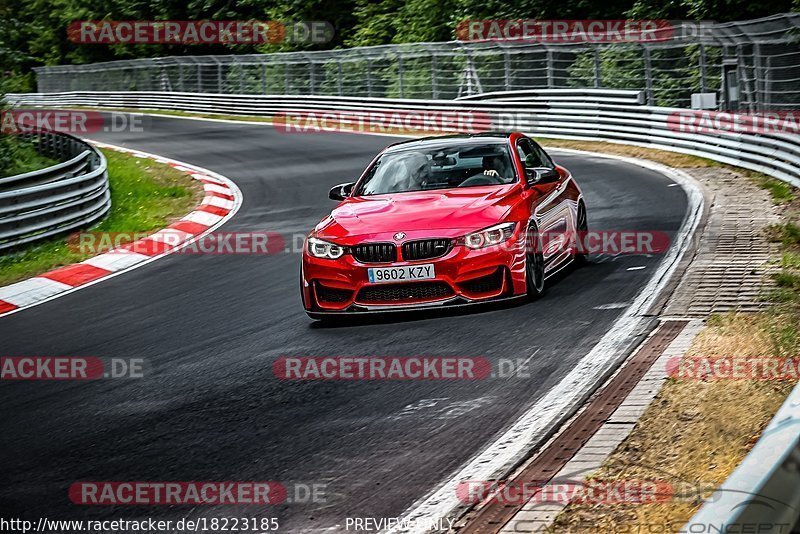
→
(301, 231, 528, 315)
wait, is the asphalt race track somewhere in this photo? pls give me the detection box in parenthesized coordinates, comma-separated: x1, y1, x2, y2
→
(0, 116, 688, 532)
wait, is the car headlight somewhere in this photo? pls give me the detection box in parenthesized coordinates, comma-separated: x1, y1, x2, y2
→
(464, 222, 517, 249)
(307, 237, 345, 259)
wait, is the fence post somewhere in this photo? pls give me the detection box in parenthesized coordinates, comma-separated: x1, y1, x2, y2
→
(431, 51, 439, 99)
(504, 49, 511, 91)
(309, 60, 316, 95)
(753, 43, 763, 110)
(594, 47, 601, 88)
(337, 60, 343, 96)
(398, 52, 405, 98)
(643, 46, 654, 105)
(699, 44, 708, 94)
(367, 60, 374, 98)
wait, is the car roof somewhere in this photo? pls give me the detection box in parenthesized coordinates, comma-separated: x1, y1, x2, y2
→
(383, 132, 516, 153)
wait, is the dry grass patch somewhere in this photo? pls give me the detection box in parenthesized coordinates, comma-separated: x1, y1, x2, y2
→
(551, 313, 796, 533)
(536, 138, 718, 168)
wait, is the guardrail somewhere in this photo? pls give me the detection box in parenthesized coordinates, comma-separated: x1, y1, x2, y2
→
(687, 382, 800, 532)
(0, 130, 110, 250)
(4, 88, 799, 527)
(7, 90, 799, 188)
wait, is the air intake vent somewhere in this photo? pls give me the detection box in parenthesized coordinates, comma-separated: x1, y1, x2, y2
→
(352, 243, 396, 263)
(402, 239, 452, 261)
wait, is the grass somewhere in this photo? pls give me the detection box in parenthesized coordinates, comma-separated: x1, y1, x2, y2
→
(0, 148, 202, 285)
(534, 138, 720, 168)
(752, 174, 795, 204)
(3, 139, 59, 176)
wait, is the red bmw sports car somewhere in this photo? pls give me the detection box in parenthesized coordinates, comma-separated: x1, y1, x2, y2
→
(301, 132, 586, 320)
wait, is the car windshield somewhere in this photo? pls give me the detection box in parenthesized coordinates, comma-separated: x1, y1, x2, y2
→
(355, 142, 516, 196)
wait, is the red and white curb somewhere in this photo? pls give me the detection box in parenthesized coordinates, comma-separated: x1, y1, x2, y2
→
(0, 141, 242, 318)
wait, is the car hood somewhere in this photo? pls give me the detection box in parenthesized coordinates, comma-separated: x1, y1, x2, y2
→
(314, 185, 519, 242)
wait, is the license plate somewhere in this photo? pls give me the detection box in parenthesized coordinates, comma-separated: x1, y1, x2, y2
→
(367, 264, 435, 284)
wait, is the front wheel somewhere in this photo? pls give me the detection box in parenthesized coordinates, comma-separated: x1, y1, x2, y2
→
(525, 226, 545, 298)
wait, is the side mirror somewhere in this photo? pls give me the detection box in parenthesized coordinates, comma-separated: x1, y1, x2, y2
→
(329, 182, 355, 201)
(526, 167, 560, 185)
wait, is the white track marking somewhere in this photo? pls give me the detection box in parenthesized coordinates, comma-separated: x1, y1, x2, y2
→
(82, 250, 151, 272)
(0, 278, 73, 307)
(181, 211, 225, 226)
(385, 149, 704, 533)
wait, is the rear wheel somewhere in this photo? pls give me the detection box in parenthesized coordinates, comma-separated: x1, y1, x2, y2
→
(525, 225, 545, 298)
(574, 202, 588, 266)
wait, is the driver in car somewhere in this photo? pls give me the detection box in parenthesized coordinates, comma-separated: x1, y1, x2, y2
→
(482, 154, 510, 179)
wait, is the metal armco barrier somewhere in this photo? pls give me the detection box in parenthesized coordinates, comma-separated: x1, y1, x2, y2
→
(6, 89, 800, 186)
(0, 131, 109, 250)
(687, 382, 800, 533)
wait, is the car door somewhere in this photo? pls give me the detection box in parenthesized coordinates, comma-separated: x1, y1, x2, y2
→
(516, 137, 573, 270)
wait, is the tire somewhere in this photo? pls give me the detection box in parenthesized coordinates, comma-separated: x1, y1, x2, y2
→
(574, 202, 588, 266)
(525, 225, 545, 298)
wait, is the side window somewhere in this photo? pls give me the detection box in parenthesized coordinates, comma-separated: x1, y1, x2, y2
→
(530, 140, 554, 168)
(517, 138, 553, 169)
(516, 139, 536, 168)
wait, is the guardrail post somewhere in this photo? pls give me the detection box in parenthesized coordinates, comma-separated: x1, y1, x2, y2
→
(546, 47, 554, 88)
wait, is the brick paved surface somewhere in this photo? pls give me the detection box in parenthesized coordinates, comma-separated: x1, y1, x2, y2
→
(664, 167, 780, 316)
